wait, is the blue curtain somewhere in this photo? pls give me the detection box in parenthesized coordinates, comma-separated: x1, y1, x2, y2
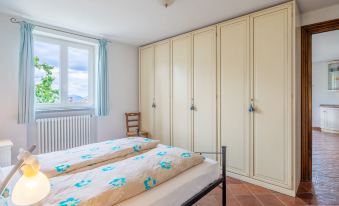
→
(96, 39, 109, 116)
(18, 22, 35, 124)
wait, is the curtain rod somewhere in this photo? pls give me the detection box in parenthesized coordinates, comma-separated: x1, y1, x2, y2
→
(10, 18, 111, 43)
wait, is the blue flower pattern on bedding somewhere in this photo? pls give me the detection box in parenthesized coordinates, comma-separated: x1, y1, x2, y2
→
(80, 154, 93, 160)
(144, 138, 152, 142)
(111, 146, 121, 151)
(166, 145, 174, 148)
(180, 152, 192, 158)
(55, 164, 71, 173)
(59, 197, 80, 206)
(51, 144, 198, 204)
(74, 180, 92, 188)
(133, 155, 145, 160)
(133, 145, 142, 152)
(144, 177, 157, 190)
(105, 140, 115, 144)
(157, 151, 167, 156)
(1, 187, 9, 199)
(101, 165, 115, 172)
(89, 147, 99, 152)
(159, 161, 172, 170)
(109, 178, 127, 187)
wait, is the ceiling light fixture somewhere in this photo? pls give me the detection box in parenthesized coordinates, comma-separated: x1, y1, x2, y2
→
(161, 0, 175, 8)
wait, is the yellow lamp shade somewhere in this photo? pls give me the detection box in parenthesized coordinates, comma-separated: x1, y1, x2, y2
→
(11, 172, 50, 206)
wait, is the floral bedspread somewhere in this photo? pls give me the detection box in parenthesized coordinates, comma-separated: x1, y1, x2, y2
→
(43, 146, 204, 206)
(37, 137, 159, 178)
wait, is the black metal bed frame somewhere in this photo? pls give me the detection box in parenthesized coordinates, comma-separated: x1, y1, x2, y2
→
(181, 146, 227, 206)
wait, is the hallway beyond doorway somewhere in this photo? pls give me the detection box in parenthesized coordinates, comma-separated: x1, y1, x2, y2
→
(298, 129, 339, 205)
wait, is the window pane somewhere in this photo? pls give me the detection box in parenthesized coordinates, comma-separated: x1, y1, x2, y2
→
(34, 41, 60, 104)
(68, 47, 89, 103)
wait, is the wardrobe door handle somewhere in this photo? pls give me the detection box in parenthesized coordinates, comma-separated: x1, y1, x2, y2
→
(248, 103, 255, 112)
(190, 104, 196, 111)
(152, 103, 156, 108)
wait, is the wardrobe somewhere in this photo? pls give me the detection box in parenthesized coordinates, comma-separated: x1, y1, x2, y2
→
(139, 2, 300, 196)
(139, 40, 171, 145)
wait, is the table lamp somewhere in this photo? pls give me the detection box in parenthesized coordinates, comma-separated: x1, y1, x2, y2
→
(0, 145, 50, 206)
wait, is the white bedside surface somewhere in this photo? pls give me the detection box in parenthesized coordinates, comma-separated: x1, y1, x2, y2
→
(0, 140, 13, 147)
(0, 139, 13, 167)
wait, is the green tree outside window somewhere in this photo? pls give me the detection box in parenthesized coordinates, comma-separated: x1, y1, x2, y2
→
(34, 56, 60, 103)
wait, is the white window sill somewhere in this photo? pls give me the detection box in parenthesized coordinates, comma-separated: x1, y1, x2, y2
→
(35, 107, 95, 119)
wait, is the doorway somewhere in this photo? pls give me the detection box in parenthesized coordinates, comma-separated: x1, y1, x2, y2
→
(300, 18, 339, 204)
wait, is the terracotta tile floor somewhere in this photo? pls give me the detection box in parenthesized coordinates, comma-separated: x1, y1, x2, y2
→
(297, 129, 339, 205)
(196, 130, 339, 206)
(195, 177, 306, 206)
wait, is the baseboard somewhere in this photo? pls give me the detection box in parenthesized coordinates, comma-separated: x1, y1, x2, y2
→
(227, 172, 296, 197)
(320, 128, 339, 134)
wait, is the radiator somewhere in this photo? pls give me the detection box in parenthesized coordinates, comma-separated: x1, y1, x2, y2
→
(36, 115, 92, 153)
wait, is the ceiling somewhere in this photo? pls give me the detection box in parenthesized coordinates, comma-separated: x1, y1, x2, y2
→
(313, 30, 339, 63)
(0, 0, 339, 46)
(297, 0, 339, 13)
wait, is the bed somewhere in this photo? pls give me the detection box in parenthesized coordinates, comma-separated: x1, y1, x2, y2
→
(1, 138, 226, 206)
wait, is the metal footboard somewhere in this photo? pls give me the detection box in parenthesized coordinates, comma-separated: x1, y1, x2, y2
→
(181, 146, 227, 206)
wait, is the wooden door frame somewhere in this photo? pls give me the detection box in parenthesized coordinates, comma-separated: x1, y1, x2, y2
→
(301, 18, 339, 181)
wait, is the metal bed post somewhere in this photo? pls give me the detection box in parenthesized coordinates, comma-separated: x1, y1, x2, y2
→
(181, 146, 227, 206)
(222, 146, 227, 206)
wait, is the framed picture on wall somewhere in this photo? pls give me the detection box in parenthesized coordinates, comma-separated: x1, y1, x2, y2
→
(328, 61, 339, 91)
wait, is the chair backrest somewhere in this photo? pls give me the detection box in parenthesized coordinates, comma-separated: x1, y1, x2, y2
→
(125, 112, 141, 133)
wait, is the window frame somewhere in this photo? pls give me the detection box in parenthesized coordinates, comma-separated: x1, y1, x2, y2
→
(33, 34, 96, 111)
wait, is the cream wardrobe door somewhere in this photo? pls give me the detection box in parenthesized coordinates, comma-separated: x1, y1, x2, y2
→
(251, 4, 292, 188)
(171, 34, 192, 150)
(154, 41, 171, 145)
(139, 46, 155, 137)
(218, 17, 250, 176)
(192, 27, 217, 159)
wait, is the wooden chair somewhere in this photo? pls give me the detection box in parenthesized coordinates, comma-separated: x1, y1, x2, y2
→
(125, 112, 149, 137)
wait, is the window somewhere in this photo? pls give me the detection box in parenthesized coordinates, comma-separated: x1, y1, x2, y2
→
(33, 34, 95, 109)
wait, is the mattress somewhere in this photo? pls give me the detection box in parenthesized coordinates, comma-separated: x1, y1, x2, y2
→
(1, 159, 219, 206)
(117, 158, 220, 206)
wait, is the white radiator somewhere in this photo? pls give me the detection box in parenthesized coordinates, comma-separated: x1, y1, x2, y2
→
(36, 115, 92, 153)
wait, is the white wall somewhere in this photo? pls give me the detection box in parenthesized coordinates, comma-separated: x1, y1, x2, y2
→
(97, 42, 139, 141)
(0, 12, 139, 161)
(301, 3, 339, 26)
(0, 12, 27, 163)
(312, 61, 339, 127)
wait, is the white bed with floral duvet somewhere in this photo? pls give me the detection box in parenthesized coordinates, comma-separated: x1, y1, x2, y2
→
(1, 137, 220, 206)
